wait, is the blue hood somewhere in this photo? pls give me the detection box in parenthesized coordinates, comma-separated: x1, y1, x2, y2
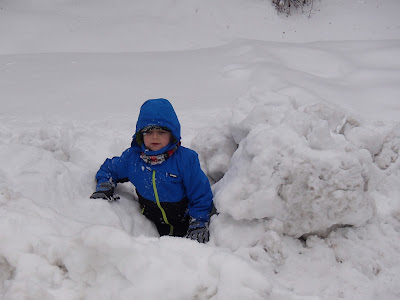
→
(132, 98, 181, 150)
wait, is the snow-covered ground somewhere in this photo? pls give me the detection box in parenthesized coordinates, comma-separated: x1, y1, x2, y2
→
(1, 0, 400, 299)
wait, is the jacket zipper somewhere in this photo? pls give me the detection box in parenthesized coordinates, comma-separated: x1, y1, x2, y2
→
(152, 170, 174, 235)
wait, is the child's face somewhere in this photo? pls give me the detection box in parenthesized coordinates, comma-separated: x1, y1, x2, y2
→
(143, 128, 172, 151)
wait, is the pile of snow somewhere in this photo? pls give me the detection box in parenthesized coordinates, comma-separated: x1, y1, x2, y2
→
(0, 118, 273, 300)
(193, 88, 398, 238)
(193, 89, 400, 298)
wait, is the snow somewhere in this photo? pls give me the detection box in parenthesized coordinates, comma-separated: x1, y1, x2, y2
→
(1, 0, 400, 299)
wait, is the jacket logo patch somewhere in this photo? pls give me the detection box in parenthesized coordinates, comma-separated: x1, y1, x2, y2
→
(168, 173, 178, 178)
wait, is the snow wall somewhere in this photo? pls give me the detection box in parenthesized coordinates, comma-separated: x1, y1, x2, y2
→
(191, 89, 399, 239)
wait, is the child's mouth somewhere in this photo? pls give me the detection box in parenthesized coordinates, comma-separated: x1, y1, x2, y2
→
(150, 143, 161, 148)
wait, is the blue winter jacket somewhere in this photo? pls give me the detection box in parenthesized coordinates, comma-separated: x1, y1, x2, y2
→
(95, 98, 213, 224)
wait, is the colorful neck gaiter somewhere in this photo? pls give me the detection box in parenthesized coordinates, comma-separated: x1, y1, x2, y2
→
(140, 143, 180, 165)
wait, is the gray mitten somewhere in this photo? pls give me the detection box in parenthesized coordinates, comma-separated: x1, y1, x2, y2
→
(90, 182, 120, 202)
(185, 218, 209, 243)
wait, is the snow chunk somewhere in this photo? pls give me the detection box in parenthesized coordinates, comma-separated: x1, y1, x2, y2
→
(193, 91, 376, 238)
(374, 122, 400, 170)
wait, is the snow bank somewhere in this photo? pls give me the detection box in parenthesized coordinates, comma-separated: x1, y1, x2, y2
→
(0, 117, 272, 300)
(1, 226, 272, 299)
(193, 88, 381, 238)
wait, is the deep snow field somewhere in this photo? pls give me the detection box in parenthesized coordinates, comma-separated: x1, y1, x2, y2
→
(1, 0, 400, 299)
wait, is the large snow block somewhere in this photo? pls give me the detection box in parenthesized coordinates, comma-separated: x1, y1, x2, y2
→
(193, 92, 376, 238)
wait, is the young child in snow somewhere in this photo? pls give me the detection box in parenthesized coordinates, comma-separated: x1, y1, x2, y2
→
(91, 98, 214, 243)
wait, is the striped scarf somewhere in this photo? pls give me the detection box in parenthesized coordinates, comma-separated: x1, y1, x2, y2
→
(140, 143, 180, 165)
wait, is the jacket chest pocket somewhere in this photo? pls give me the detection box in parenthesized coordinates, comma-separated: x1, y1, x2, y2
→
(163, 172, 182, 185)
(162, 172, 183, 186)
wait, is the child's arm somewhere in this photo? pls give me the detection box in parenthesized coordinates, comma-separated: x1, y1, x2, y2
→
(183, 151, 214, 223)
(182, 151, 213, 243)
(92, 148, 132, 199)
